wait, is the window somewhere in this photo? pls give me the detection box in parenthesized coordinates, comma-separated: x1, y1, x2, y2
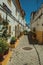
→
(33, 27, 36, 32)
(8, 25, 11, 34)
(42, 24, 43, 26)
(7, 0, 11, 7)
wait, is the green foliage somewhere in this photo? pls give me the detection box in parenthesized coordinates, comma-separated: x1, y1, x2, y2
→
(23, 30, 28, 32)
(10, 37, 16, 44)
(11, 37, 16, 41)
(0, 47, 4, 54)
(0, 38, 9, 54)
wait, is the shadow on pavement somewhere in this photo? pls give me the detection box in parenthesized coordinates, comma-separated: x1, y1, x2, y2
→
(24, 63, 28, 65)
(0, 57, 4, 62)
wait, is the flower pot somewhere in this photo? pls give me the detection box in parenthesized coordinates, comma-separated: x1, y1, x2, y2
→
(10, 40, 16, 45)
(4, 48, 9, 55)
(0, 54, 4, 62)
(10, 40, 16, 44)
(0, 47, 4, 61)
(0, 54, 3, 58)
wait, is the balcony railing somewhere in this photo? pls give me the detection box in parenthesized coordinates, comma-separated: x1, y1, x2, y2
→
(0, 4, 26, 28)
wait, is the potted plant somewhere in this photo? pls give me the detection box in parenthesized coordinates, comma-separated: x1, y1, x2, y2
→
(2, 40, 9, 55)
(0, 47, 4, 60)
(0, 38, 9, 55)
(3, 43, 9, 55)
(10, 37, 16, 44)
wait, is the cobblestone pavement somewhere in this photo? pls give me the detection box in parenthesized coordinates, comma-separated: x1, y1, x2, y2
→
(7, 35, 43, 65)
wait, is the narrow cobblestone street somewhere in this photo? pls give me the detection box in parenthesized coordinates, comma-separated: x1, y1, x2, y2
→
(7, 35, 43, 65)
(0, 0, 43, 65)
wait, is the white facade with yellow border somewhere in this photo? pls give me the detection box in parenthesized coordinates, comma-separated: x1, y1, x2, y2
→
(30, 4, 43, 44)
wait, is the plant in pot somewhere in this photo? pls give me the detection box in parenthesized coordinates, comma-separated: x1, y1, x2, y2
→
(10, 37, 16, 45)
(0, 47, 4, 61)
(2, 40, 9, 55)
(0, 38, 9, 55)
(3, 43, 9, 55)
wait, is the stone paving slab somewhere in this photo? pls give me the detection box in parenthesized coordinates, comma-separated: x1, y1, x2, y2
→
(34, 45, 43, 65)
(7, 35, 43, 65)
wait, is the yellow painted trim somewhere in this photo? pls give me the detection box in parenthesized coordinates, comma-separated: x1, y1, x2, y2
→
(36, 31, 43, 43)
(9, 39, 19, 48)
(0, 51, 12, 65)
(15, 39, 19, 48)
(0, 35, 24, 65)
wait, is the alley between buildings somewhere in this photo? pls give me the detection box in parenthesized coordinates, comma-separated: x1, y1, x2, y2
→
(7, 35, 43, 65)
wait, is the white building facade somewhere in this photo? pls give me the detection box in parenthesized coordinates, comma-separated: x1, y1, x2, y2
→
(30, 4, 43, 44)
(0, 0, 26, 42)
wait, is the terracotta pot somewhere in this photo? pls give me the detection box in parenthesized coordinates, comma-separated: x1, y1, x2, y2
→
(0, 54, 4, 61)
(4, 48, 9, 55)
(10, 40, 16, 45)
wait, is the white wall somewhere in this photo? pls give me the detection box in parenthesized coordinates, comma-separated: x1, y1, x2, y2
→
(0, 0, 26, 38)
(31, 14, 43, 31)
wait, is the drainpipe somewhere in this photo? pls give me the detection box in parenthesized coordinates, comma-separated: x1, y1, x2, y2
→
(5, 12, 8, 39)
(6, 12, 7, 22)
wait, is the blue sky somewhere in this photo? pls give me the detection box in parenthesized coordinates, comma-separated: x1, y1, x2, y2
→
(19, 0, 43, 24)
